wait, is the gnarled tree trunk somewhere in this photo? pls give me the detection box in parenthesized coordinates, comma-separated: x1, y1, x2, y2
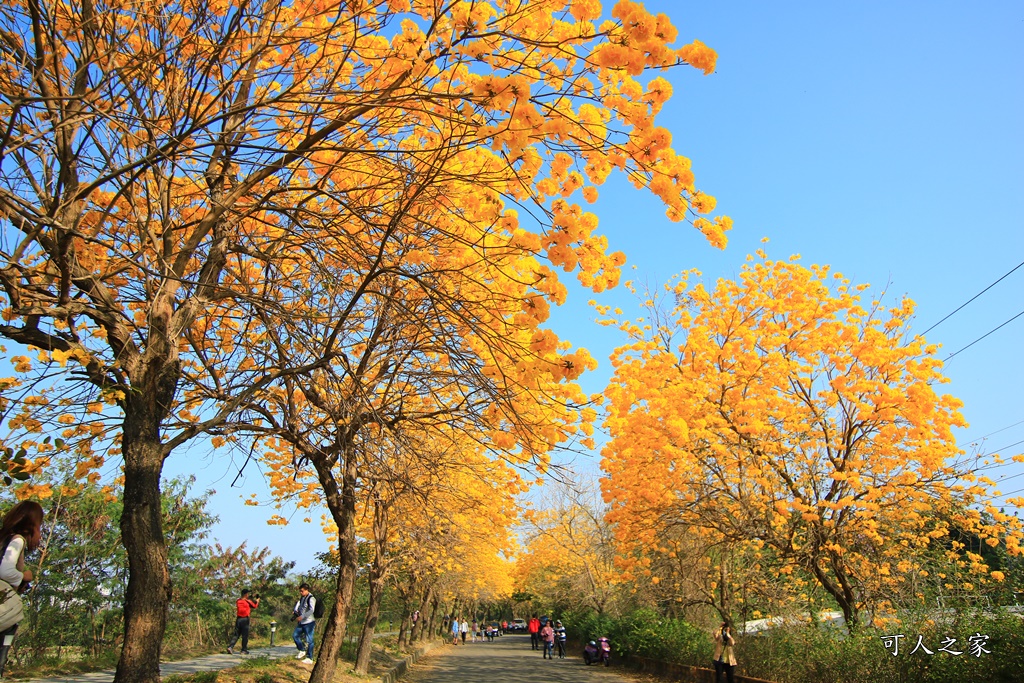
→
(309, 441, 359, 683)
(114, 361, 178, 683)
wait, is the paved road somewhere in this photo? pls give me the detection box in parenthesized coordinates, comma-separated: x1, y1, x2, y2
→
(25, 644, 300, 683)
(402, 634, 633, 683)
(22, 630, 403, 682)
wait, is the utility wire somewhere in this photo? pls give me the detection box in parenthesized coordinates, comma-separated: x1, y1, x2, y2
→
(979, 484, 1024, 503)
(938, 435, 1024, 477)
(993, 470, 1024, 486)
(920, 257, 1024, 337)
(956, 417, 1024, 453)
(967, 438, 1024, 473)
(944, 308, 1024, 362)
(972, 418, 1024, 443)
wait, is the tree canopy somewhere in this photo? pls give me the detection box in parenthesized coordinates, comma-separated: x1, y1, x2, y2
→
(1, 0, 726, 680)
(599, 253, 1024, 628)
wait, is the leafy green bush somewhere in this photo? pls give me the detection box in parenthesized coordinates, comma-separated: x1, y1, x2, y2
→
(738, 611, 1024, 683)
(559, 607, 1024, 683)
(561, 607, 708, 666)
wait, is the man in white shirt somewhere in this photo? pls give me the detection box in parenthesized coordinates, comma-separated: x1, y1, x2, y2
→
(292, 583, 317, 664)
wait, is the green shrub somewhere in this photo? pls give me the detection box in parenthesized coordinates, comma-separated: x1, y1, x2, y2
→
(730, 610, 1024, 683)
(561, 607, 708, 666)
(560, 607, 1024, 683)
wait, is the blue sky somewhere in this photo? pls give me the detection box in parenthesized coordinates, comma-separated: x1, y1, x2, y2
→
(175, 0, 1024, 571)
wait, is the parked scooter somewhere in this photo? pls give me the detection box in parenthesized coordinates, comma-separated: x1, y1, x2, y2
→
(583, 637, 611, 665)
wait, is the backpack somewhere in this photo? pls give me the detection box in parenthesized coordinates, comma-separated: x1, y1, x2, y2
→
(312, 596, 325, 619)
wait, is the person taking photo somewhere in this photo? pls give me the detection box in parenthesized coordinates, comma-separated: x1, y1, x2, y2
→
(227, 588, 260, 655)
(712, 622, 737, 683)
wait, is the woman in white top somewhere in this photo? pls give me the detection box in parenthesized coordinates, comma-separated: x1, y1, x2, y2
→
(0, 500, 43, 674)
(0, 501, 41, 593)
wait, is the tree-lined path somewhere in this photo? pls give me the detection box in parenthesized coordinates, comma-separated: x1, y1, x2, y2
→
(402, 635, 633, 683)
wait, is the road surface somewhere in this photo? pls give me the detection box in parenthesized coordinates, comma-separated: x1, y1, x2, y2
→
(24, 644, 300, 683)
(402, 633, 634, 683)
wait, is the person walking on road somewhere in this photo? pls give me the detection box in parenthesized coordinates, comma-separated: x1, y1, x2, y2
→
(712, 622, 737, 683)
(292, 583, 317, 664)
(540, 620, 555, 659)
(528, 614, 541, 650)
(460, 617, 468, 644)
(227, 589, 260, 654)
(554, 620, 567, 658)
(451, 616, 460, 645)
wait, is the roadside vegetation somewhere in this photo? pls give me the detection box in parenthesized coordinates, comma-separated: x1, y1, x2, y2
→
(558, 607, 1024, 683)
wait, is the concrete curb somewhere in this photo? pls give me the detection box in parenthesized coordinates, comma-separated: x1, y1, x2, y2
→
(377, 639, 441, 683)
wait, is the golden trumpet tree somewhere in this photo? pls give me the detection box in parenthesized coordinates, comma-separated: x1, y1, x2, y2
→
(600, 253, 1024, 629)
(1, 0, 724, 678)
(349, 430, 522, 671)
(515, 477, 619, 615)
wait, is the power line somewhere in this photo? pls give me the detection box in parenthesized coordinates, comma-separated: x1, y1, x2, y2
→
(979, 484, 1024, 504)
(973, 418, 1024, 442)
(920, 257, 1024, 337)
(966, 438, 1024, 473)
(956, 417, 1024, 453)
(993, 470, 1024, 486)
(979, 438, 1024, 459)
(944, 308, 1024, 362)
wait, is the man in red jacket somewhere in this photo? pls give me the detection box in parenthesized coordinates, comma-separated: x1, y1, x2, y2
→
(528, 615, 541, 650)
(227, 589, 260, 655)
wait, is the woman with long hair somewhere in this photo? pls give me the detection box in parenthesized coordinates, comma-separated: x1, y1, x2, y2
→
(0, 500, 44, 674)
(0, 501, 43, 588)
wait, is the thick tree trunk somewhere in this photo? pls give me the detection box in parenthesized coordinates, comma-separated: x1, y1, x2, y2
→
(810, 558, 859, 630)
(397, 609, 409, 650)
(309, 444, 359, 683)
(114, 382, 175, 683)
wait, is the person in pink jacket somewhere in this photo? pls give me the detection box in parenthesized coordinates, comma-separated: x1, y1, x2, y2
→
(540, 621, 555, 659)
